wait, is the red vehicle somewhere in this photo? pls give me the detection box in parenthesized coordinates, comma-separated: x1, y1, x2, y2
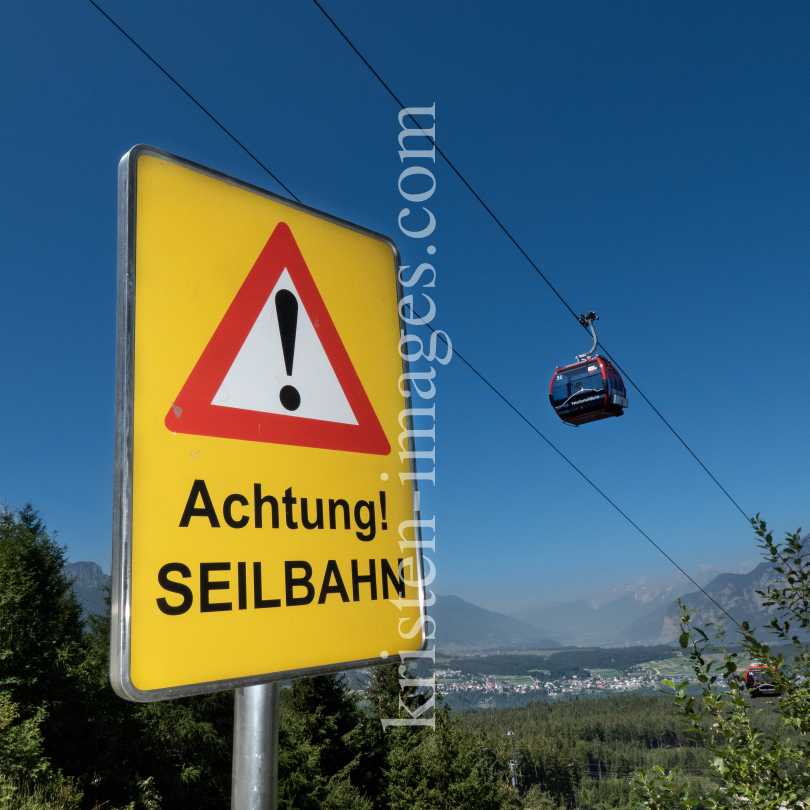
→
(744, 664, 780, 698)
(549, 312, 628, 426)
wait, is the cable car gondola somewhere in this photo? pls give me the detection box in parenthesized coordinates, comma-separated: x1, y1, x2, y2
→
(744, 664, 780, 698)
(549, 312, 628, 426)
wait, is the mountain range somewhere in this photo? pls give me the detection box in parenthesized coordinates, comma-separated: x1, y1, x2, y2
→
(506, 562, 789, 647)
(433, 559, 795, 651)
(509, 566, 723, 646)
(619, 561, 781, 645)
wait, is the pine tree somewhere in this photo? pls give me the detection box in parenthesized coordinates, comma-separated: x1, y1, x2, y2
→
(358, 664, 522, 810)
(0, 504, 84, 713)
(385, 702, 522, 810)
(359, 664, 424, 808)
(136, 690, 234, 810)
(285, 674, 360, 776)
(279, 674, 374, 809)
(66, 595, 151, 809)
(77, 585, 234, 810)
(0, 691, 49, 782)
(0, 503, 89, 785)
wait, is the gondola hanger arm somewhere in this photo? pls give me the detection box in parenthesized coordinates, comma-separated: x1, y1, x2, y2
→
(575, 311, 599, 362)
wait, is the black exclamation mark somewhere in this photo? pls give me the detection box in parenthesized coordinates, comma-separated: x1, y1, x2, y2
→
(275, 290, 301, 411)
(380, 490, 387, 530)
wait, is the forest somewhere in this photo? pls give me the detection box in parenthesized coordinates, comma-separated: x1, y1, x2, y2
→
(460, 694, 725, 807)
(0, 504, 787, 809)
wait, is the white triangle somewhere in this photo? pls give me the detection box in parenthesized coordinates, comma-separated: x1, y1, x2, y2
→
(212, 269, 358, 425)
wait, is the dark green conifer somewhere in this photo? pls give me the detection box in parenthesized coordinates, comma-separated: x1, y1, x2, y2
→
(286, 674, 359, 776)
(0, 503, 84, 712)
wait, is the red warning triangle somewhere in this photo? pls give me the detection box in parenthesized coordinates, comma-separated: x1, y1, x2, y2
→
(165, 222, 391, 456)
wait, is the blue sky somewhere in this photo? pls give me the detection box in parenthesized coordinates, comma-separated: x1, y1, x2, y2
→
(2, 1, 808, 614)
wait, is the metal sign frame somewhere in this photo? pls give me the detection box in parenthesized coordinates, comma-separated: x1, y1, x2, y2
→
(111, 144, 427, 702)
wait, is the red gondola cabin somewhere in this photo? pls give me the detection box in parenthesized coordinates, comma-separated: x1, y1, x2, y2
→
(549, 356, 628, 426)
(744, 664, 780, 698)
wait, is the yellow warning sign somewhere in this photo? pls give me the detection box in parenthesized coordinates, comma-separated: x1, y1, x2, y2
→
(112, 146, 427, 701)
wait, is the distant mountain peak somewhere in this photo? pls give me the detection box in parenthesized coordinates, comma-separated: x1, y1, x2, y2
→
(64, 561, 110, 617)
(65, 561, 108, 589)
(434, 594, 562, 653)
(509, 565, 729, 646)
(620, 560, 790, 645)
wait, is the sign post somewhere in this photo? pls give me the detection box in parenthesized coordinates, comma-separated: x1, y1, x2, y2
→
(112, 145, 428, 804)
(232, 683, 279, 810)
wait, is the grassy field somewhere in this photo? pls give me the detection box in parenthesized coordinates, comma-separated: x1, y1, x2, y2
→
(646, 654, 733, 680)
(587, 668, 621, 679)
(650, 656, 693, 677)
